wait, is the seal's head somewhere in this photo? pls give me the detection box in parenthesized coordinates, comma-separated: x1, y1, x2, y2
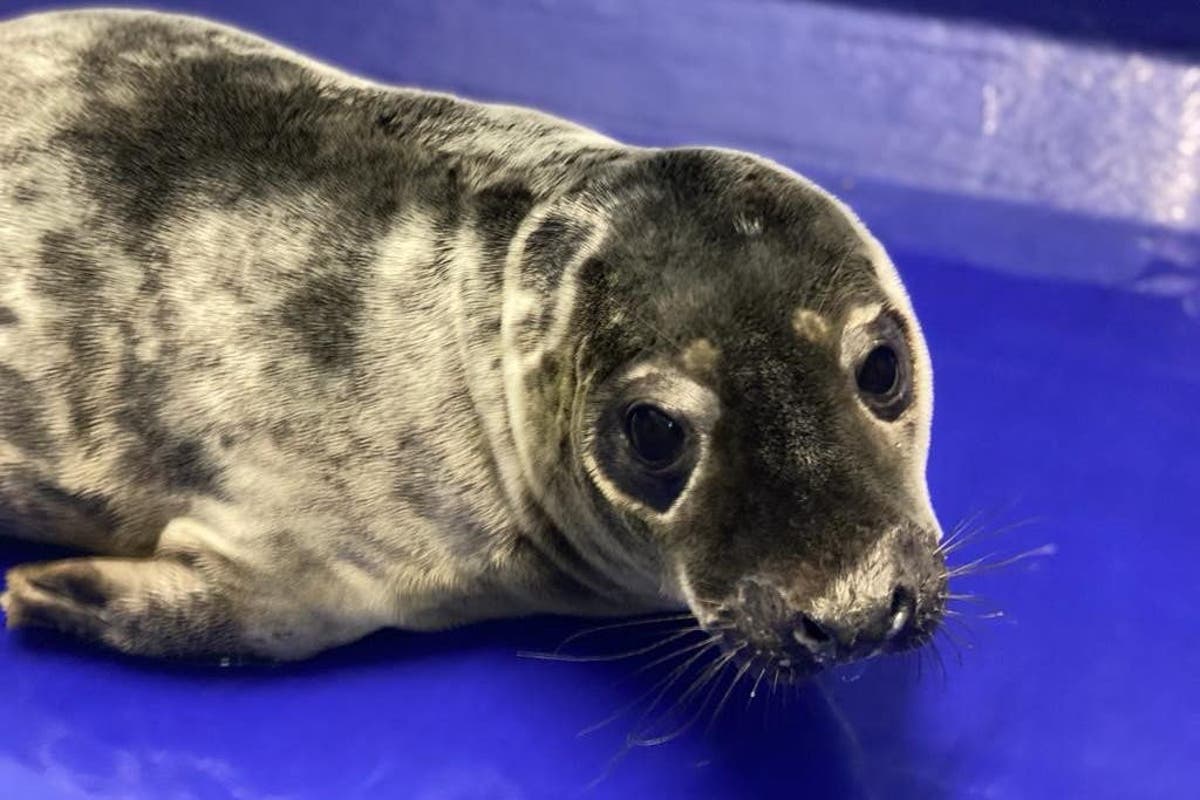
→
(508, 148, 945, 680)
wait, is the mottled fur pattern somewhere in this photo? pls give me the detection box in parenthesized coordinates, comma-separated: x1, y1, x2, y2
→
(0, 9, 945, 667)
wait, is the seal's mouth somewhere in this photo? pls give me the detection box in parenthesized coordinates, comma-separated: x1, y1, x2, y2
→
(689, 571, 948, 684)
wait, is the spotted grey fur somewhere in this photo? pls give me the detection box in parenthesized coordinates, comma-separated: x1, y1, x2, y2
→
(0, 9, 945, 668)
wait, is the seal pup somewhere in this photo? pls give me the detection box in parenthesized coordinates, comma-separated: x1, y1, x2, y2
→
(0, 9, 946, 675)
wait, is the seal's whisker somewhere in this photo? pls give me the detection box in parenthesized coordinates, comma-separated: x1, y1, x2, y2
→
(949, 509, 987, 535)
(661, 646, 739, 713)
(623, 640, 723, 730)
(581, 743, 634, 795)
(631, 645, 743, 746)
(629, 652, 735, 748)
(929, 639, 949, 686)
(576, 639, 720, 738)
(705, 657, 755, 733)
(632, 632, 726, 676)
(937, 508, 989, 554)
(939, 524, 1011, 558)
(939, 523, 985, 558)
(946, 542, 1057, 579)
(905, 650, 921, 685)
(815, 680, 871, 792)
(787, 669, 802, 706)
(546, 611, 696, 653)
(945, 504, 1006, 538)
(944, 609, 1006, 624)
(517, 626, 704, 663)
(746, 664, 769, 710)
(911, 648, 924, 684)
(943, 614, 979, 647)
(937, 628, 967, 667)
(939, 515, 1045, 558)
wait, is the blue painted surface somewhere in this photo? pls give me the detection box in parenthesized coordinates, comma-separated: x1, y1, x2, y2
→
(1, 1, 1197, 798)
(815, 0, 1200, 59)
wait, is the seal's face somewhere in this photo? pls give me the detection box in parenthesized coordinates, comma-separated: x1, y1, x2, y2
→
(566, 150, 945, 679)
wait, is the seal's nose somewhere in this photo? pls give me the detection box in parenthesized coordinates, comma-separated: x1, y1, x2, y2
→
(886, 584, 918, 638)
(791, 609, 836, 658)
(790, 583, 918, 661)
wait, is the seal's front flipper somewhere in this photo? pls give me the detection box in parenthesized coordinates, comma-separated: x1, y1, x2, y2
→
(1, 555, 241, 658)
(1, 515, 395, 660)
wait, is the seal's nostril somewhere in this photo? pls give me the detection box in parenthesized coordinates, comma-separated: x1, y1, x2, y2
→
(888, 585, 916, 636)
(797, 612, 832, 645)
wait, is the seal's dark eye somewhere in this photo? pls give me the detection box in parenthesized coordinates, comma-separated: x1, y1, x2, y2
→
(857, 345, 899, 396)
(853, 330, 912, 422)
(625, 403, 686, 469)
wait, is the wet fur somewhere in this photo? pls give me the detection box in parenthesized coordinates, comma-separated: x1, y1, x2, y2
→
(0, 9, 943, 662)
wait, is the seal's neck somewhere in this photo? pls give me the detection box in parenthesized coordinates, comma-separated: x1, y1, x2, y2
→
(450, 191, 668, 613)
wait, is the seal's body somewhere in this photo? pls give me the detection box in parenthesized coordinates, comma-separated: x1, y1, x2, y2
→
(0, 9, 946, 671)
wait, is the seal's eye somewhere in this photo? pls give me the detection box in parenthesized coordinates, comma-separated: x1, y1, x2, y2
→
(625, 403, 686, 469)
(596, 399, 696, 512)
(857, 345, 898, 396)
(853, 330, 912, 421)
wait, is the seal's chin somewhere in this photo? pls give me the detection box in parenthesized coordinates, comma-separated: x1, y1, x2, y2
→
(705, 625, 827, 685)
(703, 613, 944, 685)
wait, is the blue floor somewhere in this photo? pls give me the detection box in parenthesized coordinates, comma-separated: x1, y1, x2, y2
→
(2, 1, 1198, 798)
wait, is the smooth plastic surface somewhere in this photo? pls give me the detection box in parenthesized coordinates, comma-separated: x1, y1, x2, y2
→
(1, 1, 1197, 798)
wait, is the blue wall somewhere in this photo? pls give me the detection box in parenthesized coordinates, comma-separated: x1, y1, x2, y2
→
(10, 0, 1199, 297)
